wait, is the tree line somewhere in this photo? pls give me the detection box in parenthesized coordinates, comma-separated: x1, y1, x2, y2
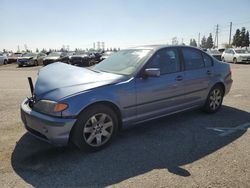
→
(189, 33, 214, 49)
(232, 27, 249, 47)
(189, 26, 250, 49)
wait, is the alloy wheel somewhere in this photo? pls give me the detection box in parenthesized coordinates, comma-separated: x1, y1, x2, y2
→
(209, 88, 222, 111)
(83, 113, 114, 147)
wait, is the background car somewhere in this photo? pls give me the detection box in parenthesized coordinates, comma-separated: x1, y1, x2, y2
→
(21, 45, 232, 151)
(69, 51, 93, 67)
(17, 52, 46, 67)
(207, 49, 222, 61)
(7, 52, 22, 63)
(0, 52, 8, 65)
(100, 51, 114, 61)
(222, 48, 250, 64)
(43, 52, 68, 66)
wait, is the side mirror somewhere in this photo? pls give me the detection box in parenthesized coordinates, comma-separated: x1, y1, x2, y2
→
(144, 68, 160, 78)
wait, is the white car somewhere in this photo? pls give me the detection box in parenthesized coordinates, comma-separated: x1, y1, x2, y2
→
(0, 52, 8, 65)
(222, 48, 250, 64)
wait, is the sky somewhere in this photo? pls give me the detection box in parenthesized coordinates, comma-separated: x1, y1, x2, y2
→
(0, 0, 250, 51)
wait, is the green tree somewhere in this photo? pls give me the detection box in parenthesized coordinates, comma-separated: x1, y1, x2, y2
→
(189, 39, 197, 47)
(232, 29, 241, 47)
(206, 33, 213, 49)
(245, 31, 250, 47)
(201, 36, 207, 48)
(240, 27, 246, 47)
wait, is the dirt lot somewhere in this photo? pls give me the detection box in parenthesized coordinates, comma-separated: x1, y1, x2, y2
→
(0, 63, 250, 187)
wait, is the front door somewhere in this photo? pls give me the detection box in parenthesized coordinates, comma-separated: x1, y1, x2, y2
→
(135, 47, 186, 122)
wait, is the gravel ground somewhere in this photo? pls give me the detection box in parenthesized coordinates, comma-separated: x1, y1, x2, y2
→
(0, 63, 250, 188)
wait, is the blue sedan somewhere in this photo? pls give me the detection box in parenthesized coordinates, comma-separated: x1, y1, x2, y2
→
(20, 45, 233, 151)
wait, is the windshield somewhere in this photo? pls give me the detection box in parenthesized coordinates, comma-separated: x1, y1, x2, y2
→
(93, 49, 151, 76)
(75, 51, 87, 55)
(235, 49, 248, 54)
(22, 53, 36, 57)
(103, 52, 113, 56)
(48, 52, 62, 57)
(208, 50, 221, 55)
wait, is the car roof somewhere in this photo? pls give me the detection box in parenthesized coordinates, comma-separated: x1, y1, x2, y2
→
(128, 45, 199, 51)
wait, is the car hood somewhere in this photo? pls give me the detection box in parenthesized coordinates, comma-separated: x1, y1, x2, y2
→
(44, 56, 60, 60)
(18, 56, 34, 60)
(72, 55, 88, 58)
(34, 62, 126, 100)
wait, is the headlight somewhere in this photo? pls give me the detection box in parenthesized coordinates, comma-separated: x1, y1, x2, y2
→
(33, 100, 68, 115)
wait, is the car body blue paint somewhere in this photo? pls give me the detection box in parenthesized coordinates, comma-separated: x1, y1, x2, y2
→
(20, 45, 233, 146)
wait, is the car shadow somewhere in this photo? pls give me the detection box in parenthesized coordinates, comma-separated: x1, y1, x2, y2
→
(11, 105, 250, 187)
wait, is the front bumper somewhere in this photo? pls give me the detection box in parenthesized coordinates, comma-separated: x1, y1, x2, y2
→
(18, 60, 33, 66)
(20, 99, 76, 146)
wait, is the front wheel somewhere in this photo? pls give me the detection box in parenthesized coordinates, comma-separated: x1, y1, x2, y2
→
(71, 105, 118, 151)
(233, 58, 237, 64)
(203, 85, 224, 113)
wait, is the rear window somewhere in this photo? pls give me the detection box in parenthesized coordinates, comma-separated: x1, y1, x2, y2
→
(182, 48, 204, 70)
(202, 52, 213, 67)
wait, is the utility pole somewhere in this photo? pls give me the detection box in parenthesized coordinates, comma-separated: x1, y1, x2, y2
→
(198, 33, 200, 47)
(216, 24, 219, 48)
(229, 22, 232, 46)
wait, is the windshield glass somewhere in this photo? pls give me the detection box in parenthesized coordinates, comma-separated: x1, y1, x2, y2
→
(48, 52, 62, 57)
(103, 52, 113, 56)
(22, 53, 36, 57)
(235, 49, 248, 54)
(208, 50, 221, 55)
(93, 49, 151, 76)
(75, 51, 87, 55)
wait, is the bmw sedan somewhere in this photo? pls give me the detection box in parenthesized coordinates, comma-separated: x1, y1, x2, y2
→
(20, 45, 233, 151)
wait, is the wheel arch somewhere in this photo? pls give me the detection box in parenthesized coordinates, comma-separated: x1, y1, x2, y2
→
(68, 100, 123, 145)
(213, 82, 225, 95)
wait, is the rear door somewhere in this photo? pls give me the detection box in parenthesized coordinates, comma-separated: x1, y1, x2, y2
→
(180, 47, 213, 107)
(135, 47, 186, 121)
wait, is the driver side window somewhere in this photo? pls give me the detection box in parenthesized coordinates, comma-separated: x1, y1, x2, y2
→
(147, 48, 181, 75)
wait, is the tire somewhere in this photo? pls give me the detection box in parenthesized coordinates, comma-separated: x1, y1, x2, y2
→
(233, 58, 237, 64)
(3, 60, 7, 65)
(88, 60, 95, 67)
(203, 85, 224, 113)
(71, 104, 119, 151)
(34, 60, 38, 66)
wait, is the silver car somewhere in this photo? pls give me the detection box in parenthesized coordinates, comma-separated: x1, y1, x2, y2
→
(20, 45, 233, 151)
(222, 48, 250, 64)
(0, 52, 8, 65)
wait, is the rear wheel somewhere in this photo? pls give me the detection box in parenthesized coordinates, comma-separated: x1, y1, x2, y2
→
(203, 85, 224, 113)
(88, 60, 95, 67)
(71, 104, 118, 151)
(233, 58, 237, 64)
(3, 60, 7, 65)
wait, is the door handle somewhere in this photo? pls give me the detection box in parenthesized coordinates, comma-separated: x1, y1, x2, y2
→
(175, 75, 183, 81)
(207, 70, 212, 75)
